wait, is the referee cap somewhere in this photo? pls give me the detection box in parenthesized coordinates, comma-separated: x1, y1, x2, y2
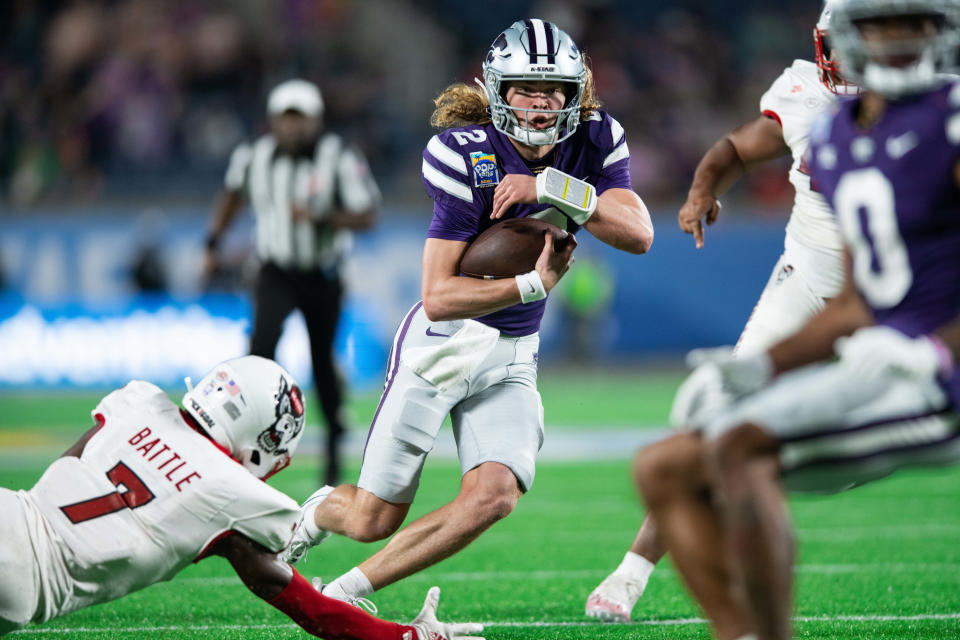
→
(267, 79, 324, 118)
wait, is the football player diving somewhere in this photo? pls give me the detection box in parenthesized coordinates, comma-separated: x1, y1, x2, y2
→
(0, 356, 481, 640)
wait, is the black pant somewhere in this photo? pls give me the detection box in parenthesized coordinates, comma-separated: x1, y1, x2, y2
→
(249, 261, 345, 485)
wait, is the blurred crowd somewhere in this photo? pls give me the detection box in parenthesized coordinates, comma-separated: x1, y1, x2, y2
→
(1, 0, 821, 213)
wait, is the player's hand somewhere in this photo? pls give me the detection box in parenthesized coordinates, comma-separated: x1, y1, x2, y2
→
(535, 231, 577, 293)
(491, 174, 538, 220)
(835, 326, 952, 382)
(670, 347, 774, 428)
(411, 586, 485, 640)
(677, 191, 721, 249)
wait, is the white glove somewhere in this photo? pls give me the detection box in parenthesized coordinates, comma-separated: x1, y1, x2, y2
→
(835, 326, 953, 382)
(411, 587, 484, 640)
(670, 346, 775, 428)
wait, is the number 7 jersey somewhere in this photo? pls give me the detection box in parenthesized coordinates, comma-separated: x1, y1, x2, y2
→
(17, 381, 300, 625)
(808, 81, 960, 402)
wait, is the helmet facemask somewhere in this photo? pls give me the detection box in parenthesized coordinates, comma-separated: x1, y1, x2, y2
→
(481, 20, 588, 146)
(829, 0, 960, 98)
(816, 26, 861, 94)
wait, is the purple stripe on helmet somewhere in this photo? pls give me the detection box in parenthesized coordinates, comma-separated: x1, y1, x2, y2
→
(543, 21, 556, 64)
(784, 419, 960, 475)
(779, 408, 952, 444)
(361, 301, 423, 461)
(524, 19, 537, 63)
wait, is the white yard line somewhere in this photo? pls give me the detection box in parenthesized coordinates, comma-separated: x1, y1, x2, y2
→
(10, 612, 960, 634)
(170, 561, 960, 587)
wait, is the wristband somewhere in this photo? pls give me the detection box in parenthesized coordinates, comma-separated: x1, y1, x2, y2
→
(928, 334, 955, 377)
(515, 270, 547, 304)
(536, 167, 597, 225)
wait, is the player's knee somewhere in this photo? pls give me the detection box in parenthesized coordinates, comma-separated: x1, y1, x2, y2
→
(634, 434, 705, 505)
(706, 423, 779, 483)
(472, 489, 518, 525)
(459, 477, 520, 525)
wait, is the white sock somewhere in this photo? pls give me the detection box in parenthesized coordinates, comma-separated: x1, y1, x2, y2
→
(325, 567, 374, 600)
(734, 635, 758, 640)
(615, 551, 656, 590)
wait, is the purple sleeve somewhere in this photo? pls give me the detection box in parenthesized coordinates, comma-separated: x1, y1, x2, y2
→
(427, 193, 483, 242)
(421, 132, 484, 242)
(592, 113, 631, 194)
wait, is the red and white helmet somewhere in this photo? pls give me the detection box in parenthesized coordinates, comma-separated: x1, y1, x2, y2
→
(815, 1, 859, 95)
(182, 356, 305, 480)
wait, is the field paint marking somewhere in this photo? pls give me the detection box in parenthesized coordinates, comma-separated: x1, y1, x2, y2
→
(10, 612, 960, 634)
(797, 523, 960, 541)
(174, 562, 960, 587)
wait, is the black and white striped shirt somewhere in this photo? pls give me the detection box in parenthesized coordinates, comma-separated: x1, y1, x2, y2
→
(224, 133, 380, 270)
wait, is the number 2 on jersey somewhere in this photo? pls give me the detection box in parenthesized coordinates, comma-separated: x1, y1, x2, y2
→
(60, 462, 155, 524)
(452, 129, 487, 146)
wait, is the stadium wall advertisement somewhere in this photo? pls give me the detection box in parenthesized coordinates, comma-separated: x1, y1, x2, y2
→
(0, 211, 784, 389)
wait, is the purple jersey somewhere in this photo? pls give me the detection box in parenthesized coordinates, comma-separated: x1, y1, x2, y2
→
(809, 81, 960, 404)
(421, 111, 631, 335)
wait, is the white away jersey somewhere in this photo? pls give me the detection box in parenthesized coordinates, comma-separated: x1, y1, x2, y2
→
(760, 59, 844, 255)
(19, 381, 300, 625)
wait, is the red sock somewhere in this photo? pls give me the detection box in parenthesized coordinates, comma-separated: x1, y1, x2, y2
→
(269, 569, 418, 640)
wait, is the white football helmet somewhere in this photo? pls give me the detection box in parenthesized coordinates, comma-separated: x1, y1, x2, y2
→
(815, 1, 859, 94)
(182, 356, 305, 480)
(481, 19, 587, 146)
(828, 0, 960, 97)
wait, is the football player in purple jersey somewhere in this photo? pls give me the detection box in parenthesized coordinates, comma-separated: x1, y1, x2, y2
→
(633, 1, 960, 639)
(586, 3, 860, 623)
(281, 19, 653, 608)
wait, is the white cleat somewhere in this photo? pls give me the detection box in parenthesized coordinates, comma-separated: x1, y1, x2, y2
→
(311, 577, 379, 615)
(281, 485, 334, 564)
(585, 573, 645, 623)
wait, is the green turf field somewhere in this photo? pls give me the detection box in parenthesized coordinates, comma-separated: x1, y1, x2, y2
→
(2, 371, 959, 639)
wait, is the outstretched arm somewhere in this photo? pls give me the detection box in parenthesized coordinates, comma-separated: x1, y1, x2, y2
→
(679, 115, 789, 248)
(211, 533, 418, 640)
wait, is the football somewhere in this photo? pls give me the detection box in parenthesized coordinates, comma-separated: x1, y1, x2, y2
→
(460, 218, 572, 279)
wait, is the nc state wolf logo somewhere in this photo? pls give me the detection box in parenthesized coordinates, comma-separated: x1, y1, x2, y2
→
(256, 376, 305, 455)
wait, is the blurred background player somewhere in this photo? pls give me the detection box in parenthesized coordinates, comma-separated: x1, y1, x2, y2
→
(585, 1, 857, 622)
(281, 19, 653, 607)
(636, 1, 960, 638)
(0, 355, 481, 640)
(203, 79, 380, 486)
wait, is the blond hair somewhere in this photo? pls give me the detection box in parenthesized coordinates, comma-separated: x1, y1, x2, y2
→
(430, 57, 603, 130)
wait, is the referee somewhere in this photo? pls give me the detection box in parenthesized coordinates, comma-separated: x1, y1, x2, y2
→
(203, 79, 379, 485)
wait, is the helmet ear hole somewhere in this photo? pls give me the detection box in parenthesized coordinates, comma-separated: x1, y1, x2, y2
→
(250, 450, 261, 465)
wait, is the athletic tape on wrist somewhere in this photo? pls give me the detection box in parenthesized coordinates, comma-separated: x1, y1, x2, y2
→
(515, 270, 547, 304)
(536, 167, 597, 225)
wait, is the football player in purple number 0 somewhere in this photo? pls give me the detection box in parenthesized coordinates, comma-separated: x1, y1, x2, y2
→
(635, 1, 960, 639)
(586, 1, 856, 623)
(282, 19, 654, 608)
